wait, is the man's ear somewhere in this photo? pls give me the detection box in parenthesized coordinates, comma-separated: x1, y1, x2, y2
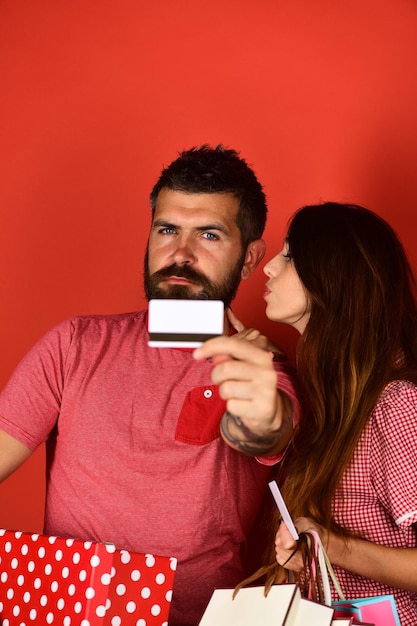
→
(240, 239, 266, 280)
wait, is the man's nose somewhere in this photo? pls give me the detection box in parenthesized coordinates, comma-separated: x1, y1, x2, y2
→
(172, 236, 196, 265)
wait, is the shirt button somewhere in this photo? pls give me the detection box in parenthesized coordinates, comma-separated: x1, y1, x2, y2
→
(203, 389, 213, 399)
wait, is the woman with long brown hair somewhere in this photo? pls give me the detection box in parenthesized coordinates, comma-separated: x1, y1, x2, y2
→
(194, 202, 417, 625)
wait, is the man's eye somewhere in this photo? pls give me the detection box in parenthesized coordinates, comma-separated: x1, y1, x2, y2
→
(202, 232, 219, 241)
(159, 227, 176, 235)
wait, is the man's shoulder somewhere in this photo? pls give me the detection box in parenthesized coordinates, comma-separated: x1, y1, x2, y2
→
(47, 310, 148, 344)
(66, 309, 147, 328)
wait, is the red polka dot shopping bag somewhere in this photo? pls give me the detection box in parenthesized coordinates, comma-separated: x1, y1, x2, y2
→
(0, 529, 176, 625)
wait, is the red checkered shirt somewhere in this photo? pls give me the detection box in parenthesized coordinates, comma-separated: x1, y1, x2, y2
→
(332, 379, 417, 625)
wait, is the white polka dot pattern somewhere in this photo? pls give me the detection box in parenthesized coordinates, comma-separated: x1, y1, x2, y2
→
(0, 529, 177, 625)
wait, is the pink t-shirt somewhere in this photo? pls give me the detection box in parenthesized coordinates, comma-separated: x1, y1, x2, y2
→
(333, 379, 417, 626)
(0, 311, 298, 626)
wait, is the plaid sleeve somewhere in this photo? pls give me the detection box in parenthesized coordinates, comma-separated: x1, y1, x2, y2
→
(370, 380, 417, 529)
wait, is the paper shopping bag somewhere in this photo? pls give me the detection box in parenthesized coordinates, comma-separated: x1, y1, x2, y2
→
(301, 529, 398, 626)
(0, 528, 176, 625)
(198, 583, 335, 626)
(332, 617, 375, 626)
(332, 595, 400, 626)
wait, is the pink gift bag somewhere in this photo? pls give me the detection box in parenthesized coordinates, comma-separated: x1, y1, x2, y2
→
(307, 530, 400, 626)
(332, 595, 400, 626)
(0, 529, 176, 625)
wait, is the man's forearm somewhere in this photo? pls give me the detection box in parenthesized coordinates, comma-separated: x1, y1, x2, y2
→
(219, 391, 293, 456)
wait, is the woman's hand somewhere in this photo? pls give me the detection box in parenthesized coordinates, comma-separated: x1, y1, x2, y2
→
(275, 522, 302, 571)
(275, 517, 329, 571)
(277, 516, 417, 593)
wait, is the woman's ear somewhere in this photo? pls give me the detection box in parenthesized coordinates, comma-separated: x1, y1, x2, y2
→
(240, 239, 266, 280)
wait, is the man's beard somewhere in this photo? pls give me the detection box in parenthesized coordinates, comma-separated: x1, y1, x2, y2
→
(143, 250, 245, 307)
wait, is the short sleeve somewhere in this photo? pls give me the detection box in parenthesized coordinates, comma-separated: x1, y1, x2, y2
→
(370, 380, 417, 529)
(0, 320, 74, 450)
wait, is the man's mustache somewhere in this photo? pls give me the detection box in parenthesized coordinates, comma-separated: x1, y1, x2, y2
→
(151, 264, 212, 288)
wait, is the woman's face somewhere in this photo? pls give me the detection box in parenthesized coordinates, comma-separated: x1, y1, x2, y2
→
(263, 241, 310, 334)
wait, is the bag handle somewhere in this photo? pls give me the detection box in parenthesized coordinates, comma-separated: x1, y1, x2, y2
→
(307, 530, 346, 604)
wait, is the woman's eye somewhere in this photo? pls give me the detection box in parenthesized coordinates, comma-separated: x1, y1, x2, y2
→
(282, 253, 292, 260)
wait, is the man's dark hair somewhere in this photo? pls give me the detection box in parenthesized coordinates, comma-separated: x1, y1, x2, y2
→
(150, 144, 267, 248)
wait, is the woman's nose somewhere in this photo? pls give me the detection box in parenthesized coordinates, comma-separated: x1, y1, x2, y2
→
(264, 253, 281, 278)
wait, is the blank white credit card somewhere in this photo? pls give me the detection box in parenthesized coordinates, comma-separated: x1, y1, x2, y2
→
(269, 480, 299, 541)
(148, 299, 224, 348)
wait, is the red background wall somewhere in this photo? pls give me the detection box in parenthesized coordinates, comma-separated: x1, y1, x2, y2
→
(1, 0, 417, 532)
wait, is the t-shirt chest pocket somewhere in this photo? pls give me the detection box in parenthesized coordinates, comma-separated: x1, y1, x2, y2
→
(175, 385, 226, 445)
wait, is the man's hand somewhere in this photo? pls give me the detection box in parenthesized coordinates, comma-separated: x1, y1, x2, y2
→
(194, 334, 281, 433)
(227, 308, 283, 354)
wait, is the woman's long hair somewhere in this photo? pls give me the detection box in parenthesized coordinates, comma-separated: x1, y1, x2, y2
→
(245, 203, 417, 592)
